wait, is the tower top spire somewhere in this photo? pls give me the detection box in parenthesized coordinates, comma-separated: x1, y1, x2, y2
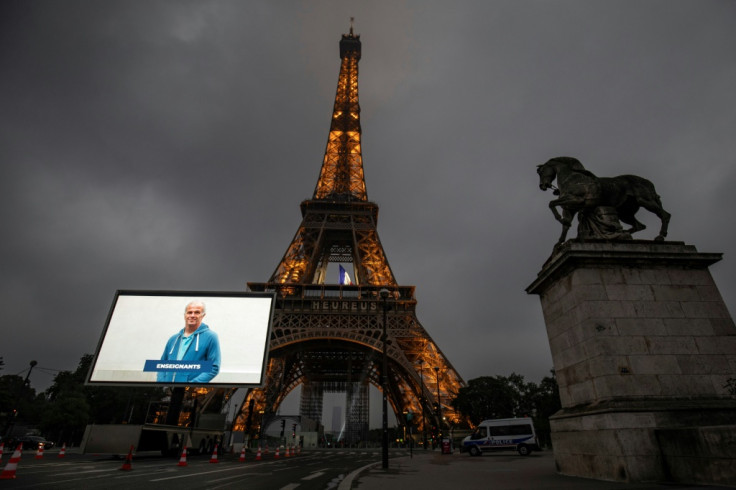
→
(339, 20, 361, 60)
(313, 29, 366, 201)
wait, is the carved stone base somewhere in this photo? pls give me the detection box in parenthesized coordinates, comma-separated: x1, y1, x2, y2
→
(527, 240, 736, 485)
(550, 399, 736, 484)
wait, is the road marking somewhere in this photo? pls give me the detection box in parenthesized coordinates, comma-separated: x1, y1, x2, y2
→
(31, 473, 116, 486)
(210, 472, 255, 483)
(279, 484, 299, 490)
(338, 461, 380, 490)
(115, 467, 178, 478)
(302, 470, 325, 480)
(26, 462, 76, 468)
(326, 474, 344, 489)
(55, 468, 119, 476)
(149, 465, 251, 481)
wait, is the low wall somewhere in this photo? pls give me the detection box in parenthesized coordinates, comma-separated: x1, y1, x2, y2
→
(656, 425, 736, 485)
(550, 400, 736, 485)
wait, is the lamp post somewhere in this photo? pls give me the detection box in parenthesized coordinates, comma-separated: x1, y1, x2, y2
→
(418, 359, 427, 450)
(379, 288, 390, 469)
(434, 366, 442, 442)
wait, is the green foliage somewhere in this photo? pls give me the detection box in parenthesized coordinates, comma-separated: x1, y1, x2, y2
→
(0, 373, 42, 431)
(451, 373, 531, 425)
(527, 370, 561, 448)
(450, 370, 561, 437)
(40, 354, 165, 444)
(450, 376, 506, 424)
(40, 356, 91, 443)
(0, 375, 25, 414)
(3, 354, 168, 444)
(40, 392, 90, 432)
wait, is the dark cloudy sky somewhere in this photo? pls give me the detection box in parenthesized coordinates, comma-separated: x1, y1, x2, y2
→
(2, 0, 735, 406)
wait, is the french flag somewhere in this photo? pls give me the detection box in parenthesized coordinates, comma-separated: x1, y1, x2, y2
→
(339, 265, 353, 285)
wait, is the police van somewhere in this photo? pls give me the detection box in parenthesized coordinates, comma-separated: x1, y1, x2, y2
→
(461, 418, 541, 456)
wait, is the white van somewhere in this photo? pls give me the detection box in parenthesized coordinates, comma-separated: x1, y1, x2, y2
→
(461, 418, 540, 456)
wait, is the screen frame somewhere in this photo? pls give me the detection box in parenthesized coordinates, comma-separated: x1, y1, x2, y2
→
(86, 290, 275, 388)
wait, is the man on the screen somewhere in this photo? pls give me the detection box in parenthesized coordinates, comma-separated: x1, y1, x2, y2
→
(157, 301, 221, 383)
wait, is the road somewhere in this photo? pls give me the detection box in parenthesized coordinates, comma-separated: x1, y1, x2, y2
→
(0, 447, 411, 489)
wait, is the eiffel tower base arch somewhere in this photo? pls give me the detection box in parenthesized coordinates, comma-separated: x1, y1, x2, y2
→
(241, 284, 465, 448)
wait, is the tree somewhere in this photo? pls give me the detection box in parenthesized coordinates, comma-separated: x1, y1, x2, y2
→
(451, 375, 520, 425)
(525, 370, 561, 448)
(532, 370, 561, 419)
(450, 371, 561, 445)
(41, 354, 166, 445)
(1, 373, 43, 436)
(41, 390, 90, 445)
(41, 358, 91, 444)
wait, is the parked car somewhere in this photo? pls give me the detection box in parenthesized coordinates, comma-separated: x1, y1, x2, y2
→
(11, 435, 55, 450)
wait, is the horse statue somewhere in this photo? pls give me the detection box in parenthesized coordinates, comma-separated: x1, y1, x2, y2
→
(537, 156, 671, 245)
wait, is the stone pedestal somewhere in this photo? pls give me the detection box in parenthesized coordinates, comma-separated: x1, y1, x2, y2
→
(527, 240, 736, 485)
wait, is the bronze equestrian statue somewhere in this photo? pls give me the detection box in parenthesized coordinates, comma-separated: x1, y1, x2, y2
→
(537, 157, 671, 245)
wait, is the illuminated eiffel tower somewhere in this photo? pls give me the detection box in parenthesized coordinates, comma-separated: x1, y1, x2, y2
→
(243, 26, 464, 444)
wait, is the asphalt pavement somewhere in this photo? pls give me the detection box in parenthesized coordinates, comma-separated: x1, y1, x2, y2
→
(341, 448, 732, 490)
(4, 445, 732, 489)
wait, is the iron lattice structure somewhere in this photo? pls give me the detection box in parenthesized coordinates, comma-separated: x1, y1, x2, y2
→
(240, 27, 464, 444)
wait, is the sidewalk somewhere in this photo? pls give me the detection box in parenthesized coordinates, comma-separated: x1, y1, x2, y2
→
(341, 449, 727, 490)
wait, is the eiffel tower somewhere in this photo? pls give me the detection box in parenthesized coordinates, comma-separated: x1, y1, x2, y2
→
(243, 26, 464, 445)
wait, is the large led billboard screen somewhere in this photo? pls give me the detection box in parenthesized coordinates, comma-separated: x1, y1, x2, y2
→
(87, 290, 275, 387)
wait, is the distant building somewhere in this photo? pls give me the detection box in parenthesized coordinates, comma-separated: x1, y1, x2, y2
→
(331, 406, 342, 436)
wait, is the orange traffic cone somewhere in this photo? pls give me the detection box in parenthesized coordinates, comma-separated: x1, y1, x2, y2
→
(176, 446, 188, 467)
(58, 443, 66, 458)
(274, 446, 280, 459)
(264, 443, 269, 454)
(119, 445, 134, 471)
(0, 445, 22, 480)
(0, 442, 5, 459)
(239, 446, 246, 462)
(285, 445, 291, 458)
(255, 446, 262, 461)
(209, 445, 219, 464)
(296, 444, 301, 456)
(35, 445, 44, 459)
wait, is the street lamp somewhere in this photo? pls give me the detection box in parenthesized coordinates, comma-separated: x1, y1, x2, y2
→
(379, 288, 390, 470)
(418, 359, 427, 450)
(434, 366, 442, 442)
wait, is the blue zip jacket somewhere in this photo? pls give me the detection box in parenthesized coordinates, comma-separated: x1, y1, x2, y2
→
(157, 323, 221, 383)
